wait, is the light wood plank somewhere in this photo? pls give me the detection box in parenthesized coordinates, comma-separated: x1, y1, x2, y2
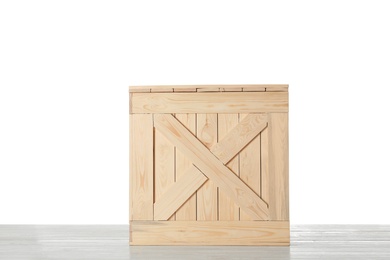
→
(261, 125, 270, 204)
(173, 88, 197, 92)
(130, 92, 288, 114)
(196, 114, 218, 220)
(239, 114, 261, 220)
(174, 114, 197, 220)
(151, 88, 173, 92)
(130, 221, 290, 245)
(196, 87, 220, 92)
(221, 87, 242, 92)
(242, 86, 266, 92)
(266, 86, 288, 92)
(246, 85, 288, 92)
(129, 88, 151, 93)
(154, 121, 176, 221)
(129, 84, 288, 93)
(218, 114, 240, 221)
(130, 114, 153, 220)
(154, 167, 207, 221)
(153, 114, 268, 220)
(211, 114, 267, 163)
(269, 113, 289, 220)
(154, 114, 269, 220)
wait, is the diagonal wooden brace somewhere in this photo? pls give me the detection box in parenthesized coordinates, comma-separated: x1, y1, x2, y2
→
(153, 113, 269, 220)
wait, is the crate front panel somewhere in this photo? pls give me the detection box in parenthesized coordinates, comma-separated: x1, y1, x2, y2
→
(130, 112, 288, 222)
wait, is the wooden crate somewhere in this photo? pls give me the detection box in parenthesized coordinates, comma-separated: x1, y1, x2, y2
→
(129, 85, 289, 245)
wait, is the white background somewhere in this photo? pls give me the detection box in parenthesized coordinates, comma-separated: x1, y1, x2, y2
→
(1, 0, 389, 224)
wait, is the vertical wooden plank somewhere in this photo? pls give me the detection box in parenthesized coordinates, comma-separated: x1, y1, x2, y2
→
(196, 114, 218, 220)
(175, 114, 197, 220)
(261, 124, 270, 204)
(130, 114, 154, 220)
(239, 113, 261, 221)
(269, 113, 289, 220)
(218, 114, 240, 220)
(154, 114, 176, 221)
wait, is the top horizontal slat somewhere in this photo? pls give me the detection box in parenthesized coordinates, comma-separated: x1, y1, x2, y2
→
(130, 92, 288, 114)
(129, 85, 288, 93)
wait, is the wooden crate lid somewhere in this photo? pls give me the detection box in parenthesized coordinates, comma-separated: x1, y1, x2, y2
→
(129, 85, 288, 93)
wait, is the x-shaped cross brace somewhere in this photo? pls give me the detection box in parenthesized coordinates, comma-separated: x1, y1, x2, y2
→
(153, 113, 269, 220)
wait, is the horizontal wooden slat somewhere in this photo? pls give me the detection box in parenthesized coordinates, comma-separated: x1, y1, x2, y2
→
(196, 87, 220, 92)
(266, 86, 289, 92)
(221, 87, 243, 92)
(129, 85, 288, 93)
(130, 88, 151, 93)
(130, 92, 288, 113)
(242, 86, 266, 92)
(151, 88, 173, 92)
(173, 88, 197, 92)
(130, 221, 290, 245)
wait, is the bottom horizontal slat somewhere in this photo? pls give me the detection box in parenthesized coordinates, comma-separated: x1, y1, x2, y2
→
(130, 221, 289, 245)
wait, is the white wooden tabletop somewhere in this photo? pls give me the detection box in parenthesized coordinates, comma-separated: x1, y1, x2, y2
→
(1, 225, 389, 259)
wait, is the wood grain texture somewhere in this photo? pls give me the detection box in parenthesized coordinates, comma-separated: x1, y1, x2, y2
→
(221, 87, 242, 92)
(130, 221, 290, 245)
(153, 166, 207, 221)
(239, 114, 261, 221)
(151, 88, 173, 92)
(218, 114, 240, 220)
(173, 88, 197, 92)
(174, 114, 197, 220)
(130, 114, 153, 220)
(130, 85, 289, 245)
(261, 125, 270, 204)
(154, 114, 269, 220)
(153, 114, 269, 220)
(211, 114, 267, 164)
(266, 86, 288, 92)
(242, 86, 266, 92)
(129, 85, 288, 93)
(154, 122, 176, 221)
(196, 114, 218, 220)
(196, 88, 220, 92)
(269, 113, 289, 220)
(130, 92, 288, 114)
